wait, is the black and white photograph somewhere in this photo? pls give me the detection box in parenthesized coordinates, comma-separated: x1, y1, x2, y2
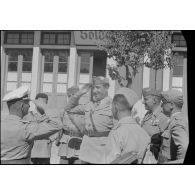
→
(1, 1, 194, 195)
(1, 30, 189, 165)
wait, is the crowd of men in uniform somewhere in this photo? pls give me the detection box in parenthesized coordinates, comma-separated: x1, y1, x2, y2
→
(1, 76, 189, 164)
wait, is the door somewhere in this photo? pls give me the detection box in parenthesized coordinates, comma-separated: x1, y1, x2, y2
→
(40, 49, 69, 110)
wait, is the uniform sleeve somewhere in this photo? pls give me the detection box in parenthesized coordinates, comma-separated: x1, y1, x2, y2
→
(171, 121, 189, 160)
(63, 94, 85, 114)
(68, 105, 85, 115)
(104, 130, 121, 163)
(158, 114, 169, 132)
(24, 118, 62, 141)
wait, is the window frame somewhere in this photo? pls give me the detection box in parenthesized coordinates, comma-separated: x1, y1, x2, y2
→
(4, 31, 34, 45)
(40, 49, 70, 95)
(4, 49, 33, 93)
(172, 33, 187, 48)
(41, 32, 71, 45)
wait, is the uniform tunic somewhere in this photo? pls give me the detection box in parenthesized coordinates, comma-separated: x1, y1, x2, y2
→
(1, 114, 62, 163)
(159, 112, 189, 163)
(141, 106, 169, 137)
(67, 96, 113, 163)
(104, 116, 150, 163)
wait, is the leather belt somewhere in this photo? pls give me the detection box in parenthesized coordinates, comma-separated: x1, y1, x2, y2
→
(63, 129, 83, 137)
(63, 129, 110, 138)
(1, 157, 31, 164)
(85, 131, 110, 137)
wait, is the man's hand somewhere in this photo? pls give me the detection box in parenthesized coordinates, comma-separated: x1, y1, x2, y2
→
(33, 99, 47, 115)
(78, 83, 93, 96)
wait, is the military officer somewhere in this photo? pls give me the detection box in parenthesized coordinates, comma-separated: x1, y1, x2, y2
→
(104, 87, 150, 164)
(65, 76, 114, 164)
(1, 86, 63, 164)
(141, 88, 169, 137)
(56, 86, 85, 164)
(158, 89, 189, 164)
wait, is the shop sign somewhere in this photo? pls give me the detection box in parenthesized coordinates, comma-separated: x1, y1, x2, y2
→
(74, 31, 107, 45)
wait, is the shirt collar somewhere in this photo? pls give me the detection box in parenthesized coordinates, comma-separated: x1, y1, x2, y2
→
(171, 111, 182, 119)
(95, 96, 112, 106)
(153, 105, 162, 117)
(114, 116, 136, 129)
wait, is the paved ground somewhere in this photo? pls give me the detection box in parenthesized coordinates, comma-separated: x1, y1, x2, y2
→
(50, 143, 60, 164)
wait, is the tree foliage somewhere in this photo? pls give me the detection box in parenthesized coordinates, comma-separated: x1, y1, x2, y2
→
(99, 31, 176, 87)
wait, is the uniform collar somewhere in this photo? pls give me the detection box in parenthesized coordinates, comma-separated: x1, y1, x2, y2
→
(98, 96, 111, 105)
(93, 96, 112, 109)
(171, 112, 182, 119)
(153, 105, 162, 117)
(114, 116, 136, 129)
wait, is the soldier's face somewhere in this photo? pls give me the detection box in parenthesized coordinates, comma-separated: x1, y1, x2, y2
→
(112, 102, 118, 120)
(161, 101, 173, 116)
(92, 84, 108, 102)
(38, 97, 48, 104)
(143, 96, 155, 111)
(21, 100, 30, 116)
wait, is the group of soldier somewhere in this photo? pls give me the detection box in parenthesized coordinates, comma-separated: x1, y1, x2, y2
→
(1, 76, 189, 164)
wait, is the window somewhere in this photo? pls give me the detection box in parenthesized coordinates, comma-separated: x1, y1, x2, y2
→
(42, 50, 69, 94)
(22, 50, 33, 72)
(172, 52, 186, 77)
(5, 49, 33, 92)
(80, 53, 90, 73)
(4, 31, 34, 45)
(171, 52, 186, 92)
(172, 33, 186, 47)
(41, 32, 71, 45)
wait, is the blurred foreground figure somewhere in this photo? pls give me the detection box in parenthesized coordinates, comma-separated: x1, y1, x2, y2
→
(104, 87, 150, 164)
(1, 86, 63, 164)
(158, 90, 189, 164)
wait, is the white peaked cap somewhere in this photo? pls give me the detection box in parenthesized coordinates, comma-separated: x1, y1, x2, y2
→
(2, 85, 30, 102)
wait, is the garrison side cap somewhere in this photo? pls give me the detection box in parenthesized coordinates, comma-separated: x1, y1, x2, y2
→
(92, 76, 109, 86)
(161, 90, 183, 106)
(115, 87, 139, 108)
(142, 88, 162, 98)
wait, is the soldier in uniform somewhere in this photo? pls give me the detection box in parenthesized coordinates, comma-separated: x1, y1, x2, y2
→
(140, 88, 169, 162)
(24, 93, 53, 165)
(158, 89, 189, 164)
(104, 87, 150, 164)
(1, 86, 63, 164)
(65, 76, 114, 164)
(56, 86, 85, 164)
(141, 88, 169, 137)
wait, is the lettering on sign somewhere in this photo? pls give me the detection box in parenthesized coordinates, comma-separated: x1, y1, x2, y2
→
(74, 31, 108, 45)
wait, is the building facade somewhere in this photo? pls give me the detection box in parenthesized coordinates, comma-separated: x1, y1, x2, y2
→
(1, 30, 187, 115)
